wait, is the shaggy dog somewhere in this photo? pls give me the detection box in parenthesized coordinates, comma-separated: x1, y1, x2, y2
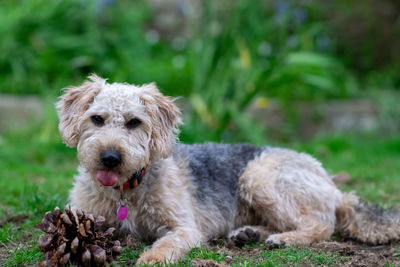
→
(56, 75, 399, 265)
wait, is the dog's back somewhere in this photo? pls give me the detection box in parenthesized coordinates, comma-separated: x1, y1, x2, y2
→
(173, 143, 265, 220)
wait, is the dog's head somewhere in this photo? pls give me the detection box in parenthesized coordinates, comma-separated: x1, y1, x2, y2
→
(56, 74, 181, 187)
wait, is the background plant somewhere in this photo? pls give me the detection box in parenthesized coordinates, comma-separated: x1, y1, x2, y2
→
(0, 0, 398, 143)
(181, 0, 359, 143)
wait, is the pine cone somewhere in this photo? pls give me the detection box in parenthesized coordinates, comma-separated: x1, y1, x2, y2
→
(37, 205, 122, 266)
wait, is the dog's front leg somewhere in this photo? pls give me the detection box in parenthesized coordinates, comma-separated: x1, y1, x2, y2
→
(136, 228, 202, 265)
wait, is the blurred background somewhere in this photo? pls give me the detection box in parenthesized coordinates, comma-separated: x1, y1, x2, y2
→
(1, 1, 400, 264)
(0, 0, 399, 144)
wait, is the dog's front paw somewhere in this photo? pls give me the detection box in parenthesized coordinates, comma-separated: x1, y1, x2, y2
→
(136, 250, 170, 266)
(227, 228, 260, 247)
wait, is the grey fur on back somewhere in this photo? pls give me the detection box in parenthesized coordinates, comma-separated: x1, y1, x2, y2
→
(173, 143, 266, 218)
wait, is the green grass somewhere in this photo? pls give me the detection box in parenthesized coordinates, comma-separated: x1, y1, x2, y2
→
(0, 132, 77, 217)
(4, 245, 42, 266)
(0, 224, 15, 244)
(1, 131, 400, 266)
(116, 247, 143, 266)
(246, 246, 342, 266)
(186, 245, 227, 262)
(179, 245, 344, 266)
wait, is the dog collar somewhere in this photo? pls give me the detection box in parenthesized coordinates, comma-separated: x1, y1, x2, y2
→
(113, 165, 147, 191)
(114, 165, 147, 221)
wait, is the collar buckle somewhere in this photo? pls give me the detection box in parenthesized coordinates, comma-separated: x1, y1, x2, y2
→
(113, 165, 147, 191)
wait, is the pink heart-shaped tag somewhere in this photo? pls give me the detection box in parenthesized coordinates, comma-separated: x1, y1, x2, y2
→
(117, 205, 128, 221)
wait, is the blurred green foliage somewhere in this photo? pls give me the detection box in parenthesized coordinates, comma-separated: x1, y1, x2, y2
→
(0, 0, 398, 143)
(0, 0, 191, 96)
(182, 0, 360, 143)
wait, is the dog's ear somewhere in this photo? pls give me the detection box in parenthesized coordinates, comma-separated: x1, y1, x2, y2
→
(56, 74, 105, 147)
(140, 83, 182, 159)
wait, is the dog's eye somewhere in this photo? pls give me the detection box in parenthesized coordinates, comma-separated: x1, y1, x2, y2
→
(91, 115, 104, 126)
(126, 118, 141, 129)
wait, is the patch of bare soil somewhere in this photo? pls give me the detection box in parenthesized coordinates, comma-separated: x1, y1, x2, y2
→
(0, 214, 28, 228)
(118, 236, 400, 266)
(206, 239, 400, 266)
(192, 259, 229, 267)
(0, 214, 29, 265)
(312, 240, 400, 266)
(0, 243, 14, 266)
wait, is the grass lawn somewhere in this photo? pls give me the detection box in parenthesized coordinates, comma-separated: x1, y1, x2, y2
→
(1, 131, 400, 266)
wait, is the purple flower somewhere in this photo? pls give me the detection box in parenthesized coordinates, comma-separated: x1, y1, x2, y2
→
(287, 35, 299, 49)
(274, 0, 291, 25)
(316, 35, 331, 51)
(293, 8, 307, 24)
(274, 0, 290, 14)
(96, 0, 116, 14)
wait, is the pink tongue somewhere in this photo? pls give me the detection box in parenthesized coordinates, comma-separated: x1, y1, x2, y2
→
(97, 170, 118, 186)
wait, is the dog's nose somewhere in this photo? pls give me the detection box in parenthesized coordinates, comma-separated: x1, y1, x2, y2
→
(100, 150, 122, 169)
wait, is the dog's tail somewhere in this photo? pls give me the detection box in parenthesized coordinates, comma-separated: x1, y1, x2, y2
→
(335, 192, 400, 244)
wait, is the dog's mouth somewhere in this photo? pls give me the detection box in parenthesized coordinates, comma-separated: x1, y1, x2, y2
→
(96, 170, 118, 186)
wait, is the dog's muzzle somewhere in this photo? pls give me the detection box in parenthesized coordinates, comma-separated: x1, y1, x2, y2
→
(97, 150, 121, 186)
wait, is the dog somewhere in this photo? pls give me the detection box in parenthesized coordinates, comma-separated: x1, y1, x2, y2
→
(56, 75, 400, 265)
